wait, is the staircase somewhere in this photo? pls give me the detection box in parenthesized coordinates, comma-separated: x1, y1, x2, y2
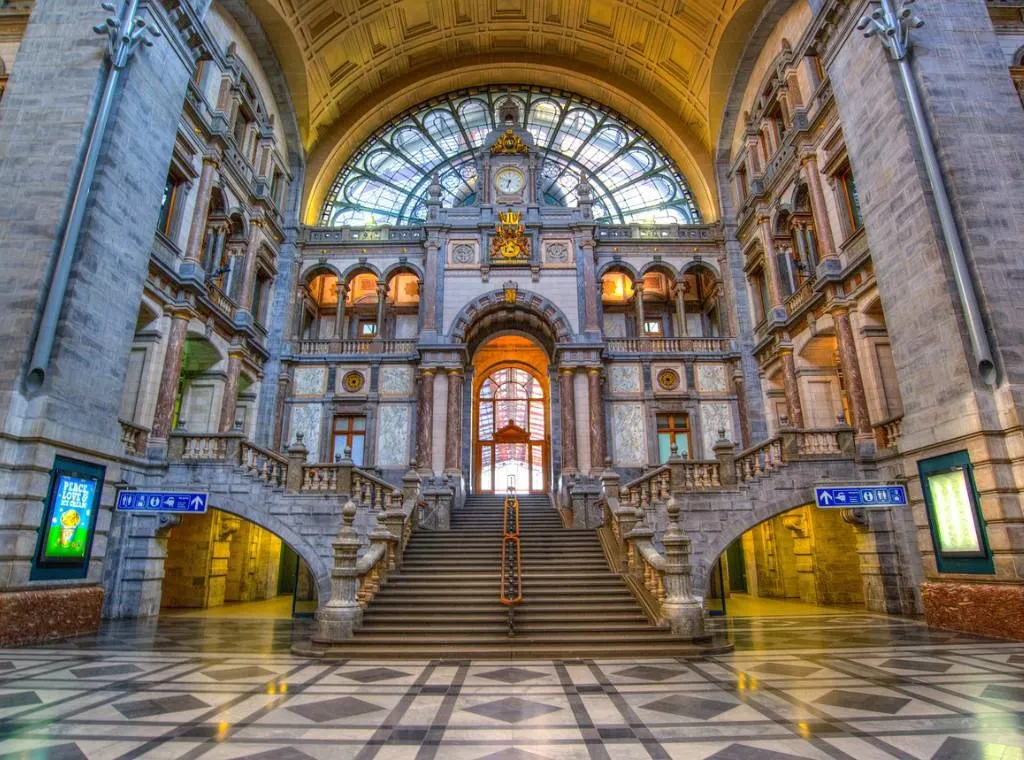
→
(320, 494, 730, 658)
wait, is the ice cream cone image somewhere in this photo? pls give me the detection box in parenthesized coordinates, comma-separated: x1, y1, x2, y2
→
(59, 509, 80, 547)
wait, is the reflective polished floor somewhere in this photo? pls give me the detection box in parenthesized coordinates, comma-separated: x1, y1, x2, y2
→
(0, 611, 1022, 759)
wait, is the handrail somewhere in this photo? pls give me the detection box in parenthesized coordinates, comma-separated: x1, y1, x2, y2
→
(500, 484, 522, 636)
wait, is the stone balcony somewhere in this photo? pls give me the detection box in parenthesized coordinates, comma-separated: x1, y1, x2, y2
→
(292, 338, 418, 357)
(604, 336, 736, 356)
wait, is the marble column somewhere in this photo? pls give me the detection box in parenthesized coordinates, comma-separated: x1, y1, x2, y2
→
(779, 346, 805, 428)
(833, 306, 873, 437)
(375, 281, 387, 337)
(272, 371, 290, 451)
(579, 238, 600, 332)
(237, 219, 263, 312)
(758, 215, 785, 309)
(218, 349, 243, 433)
(673, 279, 688, 336)
(800, 152, 837, 261)
(416, 369, 435, 472)
(292, 286, 305, 339)
(183, 156, 218, 265)
(152, 309, 191, 440)
(733, 368, 751, 447)
(444, 369, 463, 472)
(334, 281, 347, 339)
(422, 239, 439, 332)
(587, 367, 605, 470)
(634, 282, 646, 336)
(559, 368, 578, 474)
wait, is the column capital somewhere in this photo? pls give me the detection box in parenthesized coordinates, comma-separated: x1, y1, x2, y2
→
(446, 368, 463, 378)
(202, 154, 221, 168)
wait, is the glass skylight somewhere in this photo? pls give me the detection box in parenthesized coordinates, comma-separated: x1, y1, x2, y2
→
(320, 86, 701, 227)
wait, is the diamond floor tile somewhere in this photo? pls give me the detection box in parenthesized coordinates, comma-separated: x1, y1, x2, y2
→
(340, 667, 410, 683)
(613, 664, 685, 682)
(639, 693, 738, 720)
(464, 697, 563, 724)
(476, 667, 549, 684)
(813, 689, 910, 715)
(114, 694, 209, 719)
(286, 696, 385, 723)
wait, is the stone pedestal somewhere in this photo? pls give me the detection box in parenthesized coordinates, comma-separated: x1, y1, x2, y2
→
(313, 501, 363, 642)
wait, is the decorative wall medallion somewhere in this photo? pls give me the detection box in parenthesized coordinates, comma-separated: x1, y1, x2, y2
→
(490, 210, 529, 264)
(341, 371, 365, 393)
(452, 243, 475, 264)
(657, 368, 680, 391)
(546, 242, 569, 263)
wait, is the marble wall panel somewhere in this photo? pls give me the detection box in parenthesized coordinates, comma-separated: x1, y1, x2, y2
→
(603, 313, 627, 338)
(380, 366, 413, 397)
(376, 404, 411, 467)
(609, 364, 642, 394)
(700, 402, 734, 458)
(696, 363, 728, 393)
(293, 366, 327, 397)
(289, 403, 323, 462)
(612, 402, 646, 466)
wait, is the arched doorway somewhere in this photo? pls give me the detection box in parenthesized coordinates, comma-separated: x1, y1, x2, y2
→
(472, 336, 550, 494)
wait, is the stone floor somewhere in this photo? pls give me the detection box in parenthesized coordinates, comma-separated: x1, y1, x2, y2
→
(0, 613, 1022, 759)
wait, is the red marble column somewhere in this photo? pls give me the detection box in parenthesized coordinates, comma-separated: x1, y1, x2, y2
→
(416, 368, 436, 472)
(152, 310, 191, 440)
(559, 368, 578, 474)
(779, 347, 805, 428)
(758, 215, 785, 309)
(800, 152, 837, 260)
(587, 367, 605, 470)
(183, 156, 219, 265)
(237, 219, 263, 312)
(272, 371, 291, 451)
(218, 349, 243, 433)
(833, 306, 873, 436)
(444, 369, 463, 471)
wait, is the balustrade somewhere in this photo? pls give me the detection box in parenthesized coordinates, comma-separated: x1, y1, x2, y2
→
(735, 437, 784, 482)
(119, 419, 149, 457)
(605, 336, 733, 355)
(874, 415, 904, 450)
(240, 441, 286, 487)
(294, 338, 417, 356)
(795, 429, 843, 456)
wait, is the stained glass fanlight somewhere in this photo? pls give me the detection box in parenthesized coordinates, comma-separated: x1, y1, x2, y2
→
(320, 86, 701, 227)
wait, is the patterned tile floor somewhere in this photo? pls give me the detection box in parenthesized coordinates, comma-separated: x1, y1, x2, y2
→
(0, 613, 1022, 759)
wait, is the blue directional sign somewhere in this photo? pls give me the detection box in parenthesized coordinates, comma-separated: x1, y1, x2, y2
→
(115, 490, 208, 514)
(815, 485, 907, 509)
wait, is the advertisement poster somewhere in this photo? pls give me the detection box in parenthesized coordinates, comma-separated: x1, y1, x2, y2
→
(41, 474, 98, 562)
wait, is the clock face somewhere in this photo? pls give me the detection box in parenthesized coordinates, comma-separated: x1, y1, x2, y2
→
(494, 167, 525, 195)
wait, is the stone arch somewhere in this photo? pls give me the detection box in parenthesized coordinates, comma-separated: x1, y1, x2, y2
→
(300, 263, 342, 285)
(637, 261, 680, 280)
(381, 261, 424, 283)
(198, 500, 330, 605)
(678, 259, 722, 281)
(338, 261, 382, 284)
(596, 260, 639, 281)
(449, 288, 573, 358)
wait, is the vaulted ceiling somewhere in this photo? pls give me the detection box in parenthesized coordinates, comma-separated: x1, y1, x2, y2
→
(246, 0, 770, 222)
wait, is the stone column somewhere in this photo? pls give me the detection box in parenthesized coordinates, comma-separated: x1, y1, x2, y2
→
(579, 237, 600, 332)
(559, 367, 578, 474)
(833, 305, 873, 437)
(334, 281, 347, 339)
(272, 371, 290, 451)
(587, 367, 605, 469)
(800, 152, 837, 261)
(183, 156, 219, 266)
(732, 368, 751, 447)
(445, 369, 463, 472)
(779, 345, 805, 428)
(422, 238, 440, 332)
(757, 215, 785, 309)
(218, 349, 243, 433)
(375, 280, 387, 337)
(673, 279, 688, 336)
(633, 282, 646, 336)
(151, 309, 191, 441)
(416, 369, 435, 473)
(237, 219, 263, 312)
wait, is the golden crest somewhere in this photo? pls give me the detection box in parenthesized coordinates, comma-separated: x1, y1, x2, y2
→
(491, 210, 529, 263)
(490, 128, 529, 155)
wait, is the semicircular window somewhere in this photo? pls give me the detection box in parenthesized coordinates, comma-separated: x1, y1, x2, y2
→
(320, 86, 701, 226)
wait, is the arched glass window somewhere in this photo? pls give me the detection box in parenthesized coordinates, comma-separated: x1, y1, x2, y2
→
(320, 86, 702, 226)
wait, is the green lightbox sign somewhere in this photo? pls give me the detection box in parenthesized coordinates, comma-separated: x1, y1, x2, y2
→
(918, 450, 993, 574)
(31, 456, 105, 581)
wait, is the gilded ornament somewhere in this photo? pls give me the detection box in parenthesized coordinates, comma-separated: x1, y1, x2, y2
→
(657, 368, 681, 391)
(490, 128, 529, 155)
(490, 210, 529, 264)
(342, 371, 365, 393)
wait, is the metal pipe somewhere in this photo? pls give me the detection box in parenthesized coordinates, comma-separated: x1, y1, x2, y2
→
(859, 0, 995, 385)
(26, 0, 157, 391)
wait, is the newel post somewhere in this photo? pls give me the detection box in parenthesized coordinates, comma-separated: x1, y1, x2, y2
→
(313, 500, 363, 642)
(713, 431, 737, 486)
(660, 497, 706, 639)
(285, 433, 308, 492)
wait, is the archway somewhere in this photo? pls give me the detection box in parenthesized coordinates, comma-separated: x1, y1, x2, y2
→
(472, 335, 550, 494)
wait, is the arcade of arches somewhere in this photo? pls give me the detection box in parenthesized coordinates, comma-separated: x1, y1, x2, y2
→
(2, 2, 1024, 753)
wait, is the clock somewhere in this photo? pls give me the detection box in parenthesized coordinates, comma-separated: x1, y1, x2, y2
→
(494, 166, 525, 195)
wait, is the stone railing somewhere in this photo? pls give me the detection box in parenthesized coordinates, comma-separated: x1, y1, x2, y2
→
(874, 415, 904, 450)
(785, 278, 816, 313)
(734, 437, 785, 482)
(205, 281, 237, 319)
(294, 338, 418, 357)
(240, 441, 287, 487)
(795, 429, 846, 457)
(303, 226, 425, 244)
(594, 223, 719, 241)
(605, 336, 735, 355)
(119, 419, 150, 457)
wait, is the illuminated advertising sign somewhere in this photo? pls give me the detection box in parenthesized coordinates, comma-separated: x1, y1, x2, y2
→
(31, 456, 105, 580)
(918, 451, 993, 574)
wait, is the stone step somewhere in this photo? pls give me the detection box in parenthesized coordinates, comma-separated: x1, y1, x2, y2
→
(295, 639, 731, 660)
